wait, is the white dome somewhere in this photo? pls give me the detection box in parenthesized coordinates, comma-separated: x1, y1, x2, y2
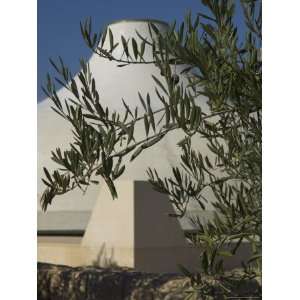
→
(38, 19, 212, 231)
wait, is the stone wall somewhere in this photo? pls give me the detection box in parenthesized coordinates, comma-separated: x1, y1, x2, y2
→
(37, 263, 261, 300)
(38, 263, 190, 300)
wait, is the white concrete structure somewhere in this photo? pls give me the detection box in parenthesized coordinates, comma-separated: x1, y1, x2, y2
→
(38, 19, 209, 210)
(37, 19, 248, 272)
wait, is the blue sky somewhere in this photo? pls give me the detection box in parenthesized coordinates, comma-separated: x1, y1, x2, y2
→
(38, 0, 245, 102)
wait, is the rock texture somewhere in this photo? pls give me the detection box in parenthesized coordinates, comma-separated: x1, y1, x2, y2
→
(37, 263, 261, 300)
(38, 263, 190, 300)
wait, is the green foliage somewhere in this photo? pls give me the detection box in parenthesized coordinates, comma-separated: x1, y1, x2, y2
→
(40, 0, 261, 297)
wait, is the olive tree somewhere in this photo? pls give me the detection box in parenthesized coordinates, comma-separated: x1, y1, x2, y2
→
(40, 0, 261, 295)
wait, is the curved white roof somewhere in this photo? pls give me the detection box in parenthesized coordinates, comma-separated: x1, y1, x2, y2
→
(38, 19, 212, 232)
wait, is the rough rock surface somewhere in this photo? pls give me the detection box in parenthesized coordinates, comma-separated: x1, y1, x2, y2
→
(37, 263, 261, 300)
(38, 263, 190, 300)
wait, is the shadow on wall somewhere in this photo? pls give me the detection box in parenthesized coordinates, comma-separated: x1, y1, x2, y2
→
(92, 243, 119, 268)
(134, 181, 253, 272)
(134, 181, 201, 273)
